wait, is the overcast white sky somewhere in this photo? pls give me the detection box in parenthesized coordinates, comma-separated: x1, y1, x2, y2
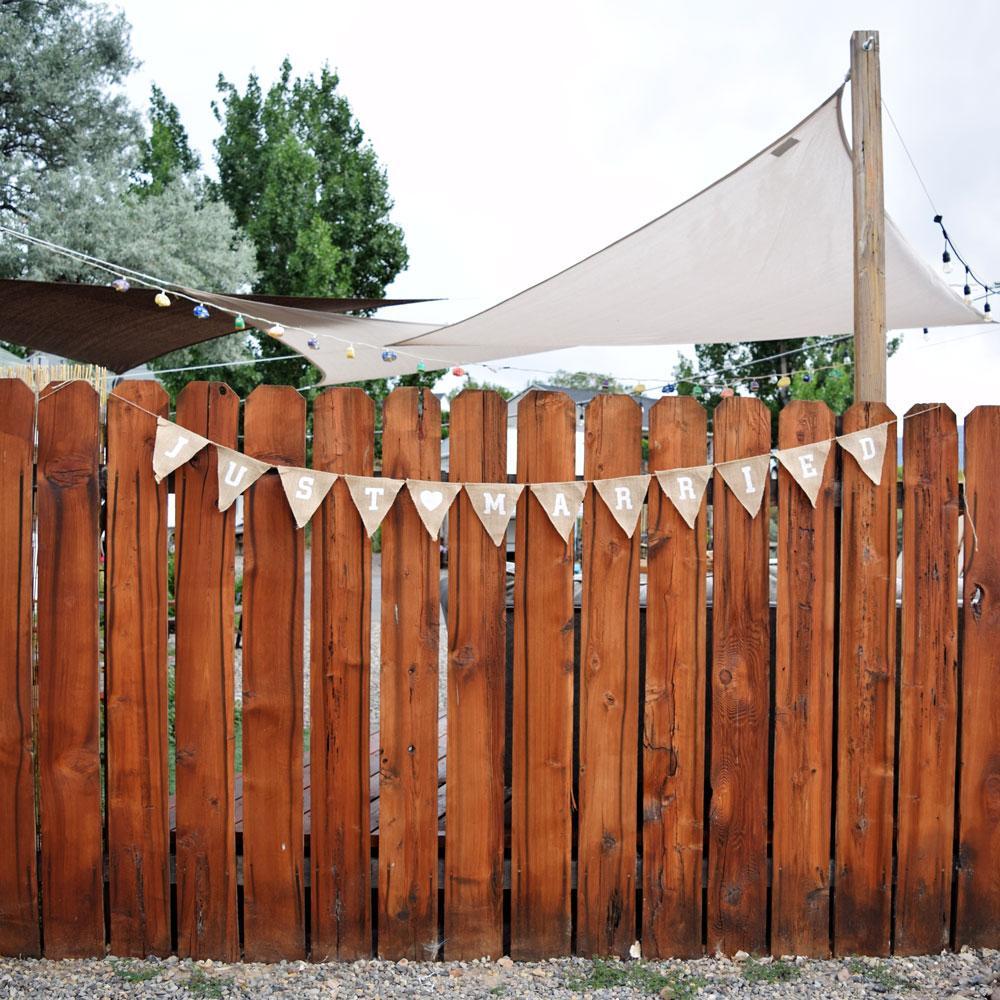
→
(117, 0, 998, 416)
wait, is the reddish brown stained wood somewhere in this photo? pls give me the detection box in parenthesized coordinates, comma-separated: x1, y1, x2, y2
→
(895, 404, 959, 955)
(378, 387, 441, 960)
(577, 395, 642, 957)
(643, 396, 708, 958)
(36, 381, 104, 957)
(834, 402, 897, 956)
(956, 406, 1000, 948)
(173, 382, 239, 961)
(511, 390, 576, 960)
(707, 396, 771, 956)
(0, 379, 40, 957)
(771, 401, 836, 957)
(310, 388, 375, 960)
(242, 386, 306, 960)
(106, 381, 171, 957)
(444, 391, 507, 960)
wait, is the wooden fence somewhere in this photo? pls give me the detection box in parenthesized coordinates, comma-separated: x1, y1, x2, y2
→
(0, 379, 997, 962)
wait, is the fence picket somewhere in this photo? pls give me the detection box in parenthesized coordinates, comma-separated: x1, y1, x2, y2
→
(772, 401, 836, 957)
(242, 386, 306, 960)
(0, 379, 39, 957)
(173, 382, 239, 961)
(36, 381, 104, 957)
(444, 391, 508, 960)
(834, 402, 897, 956)
(106, 382, 171, 957)
(310, 388, 375, 960)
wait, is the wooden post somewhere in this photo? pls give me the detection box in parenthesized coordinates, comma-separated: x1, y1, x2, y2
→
(851, 29, 887, 402)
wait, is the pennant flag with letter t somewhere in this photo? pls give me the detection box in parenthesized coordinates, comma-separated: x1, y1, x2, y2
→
(716, 453, 771, 518)
(837, 422, 888, 485)
(152, 416, 209, 483)
(343, 474, 405, 537)
(277, 466, 338, 529)
(775, 439, 832, 507)
(464, 482, 525, 545)
(216, 446, 271, 512)
(593, 474, 651, 537)
(406, 480, 463, 539)
(654, 464, 713, 529)
(529, 481, 588, 542)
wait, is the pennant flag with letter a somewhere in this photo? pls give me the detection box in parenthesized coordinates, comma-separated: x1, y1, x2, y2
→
(277, 466, 338, 529)
(654, 464, 712, 529)
(343, 474, 405, 537)
(529, 481, 588, 542)
(775, 440, 832, 507)
(216, 446, 271, 512)
(837, 422, 888, 485)
(592, 474, 651, 537)
(152, 416, 209, 483)
(405, 480, 463, 539)
(716, 454, 771, 518)
(463, 482, 525, 545)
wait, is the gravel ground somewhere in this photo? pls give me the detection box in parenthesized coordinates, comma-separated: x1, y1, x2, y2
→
(1, 949, 996, 999)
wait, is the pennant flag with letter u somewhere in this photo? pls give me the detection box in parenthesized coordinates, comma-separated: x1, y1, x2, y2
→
(216, 446, 271, 512)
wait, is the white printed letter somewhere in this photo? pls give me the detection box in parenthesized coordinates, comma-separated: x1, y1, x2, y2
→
(295, 475, 315, 501)
(614, 486, 633, 511)
(741, 465, 756, 493)
(797, 453, 818, 479)
(224, 461, 249, 488)
(483, 492, 505, 516)
(164, 435, 189, 459)
(364, 486, 385, 510)
(676, 475, 696, 501)
(859, 436, 876, 460)
(552, 492, 571, 517)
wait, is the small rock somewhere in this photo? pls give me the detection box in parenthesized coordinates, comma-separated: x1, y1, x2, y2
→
(448, 968, 462, 978)
(837, 966, 852, 983)
(497, 956, 514, 969)
(733, 950, 750, 962)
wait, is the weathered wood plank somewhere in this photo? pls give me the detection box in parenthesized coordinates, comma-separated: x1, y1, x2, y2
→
(173, 382, 239, 961)
(444, 391, 507, 960)
(577, 394, 641, 957)
(707, 396, 771, 955)
(896, 404, 959, 955)
(36, 381, 104, 957)
(242, 386, 306, 961)
(106, 381, 171, 957)
(511, 390, 576, 960)
(771, 401, 836, 957)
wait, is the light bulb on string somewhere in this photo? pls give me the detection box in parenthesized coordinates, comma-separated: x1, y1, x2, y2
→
(964, 270, 972, 301)
(923, 327, 930, 339)
(777, 375, 791, 389)
(417, 360, 427, 373)
(802, 372, 812, 383)
(233, 314, 246, 330)
(942, 249, 953, 274)
(750, 379, 760, 392)
(985, 297, 992, 317)
(720, 386, 734, 398)
(662, 383, 676, 394)
(154, 290, 171, 308)
(346, 344, 356, 359)
(382, 350, 398, 362)
(112, 277, 129, 293)
(267, 323, 285, 338)
(192, 303, 209, 319)
(633, 383, 646, 394)
(307, 336, 319, 350)
(452, 366, 466, 377)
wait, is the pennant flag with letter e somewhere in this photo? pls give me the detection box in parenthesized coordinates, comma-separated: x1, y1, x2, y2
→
(529, 481, 588, 542)
(152, 416, 209, 483)
(343, 474, 405, 537)
(716, 453, 771, 518)
(655, 464, 713, 529)
(593, 474, 651, 537)
(216, 446, 271, 512)
(406, 480, 463, 539)
(277, 466, 338, 529)
(775, 440, 832, 507)
(464, 482, 525, 545)
(837, 422, 888, 485)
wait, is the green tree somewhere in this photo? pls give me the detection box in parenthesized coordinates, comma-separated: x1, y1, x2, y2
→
(547, 369, 627, 393)
(134, 84, 200, 195)
(447, 377, 514, 401)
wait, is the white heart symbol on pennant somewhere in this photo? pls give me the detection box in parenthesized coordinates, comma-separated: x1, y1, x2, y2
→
(419, 489, 443, 511)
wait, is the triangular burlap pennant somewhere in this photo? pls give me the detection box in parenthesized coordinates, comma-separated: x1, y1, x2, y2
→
(344, 474, 405, 537)
(716, 453, 771, 518)
(405, 480, 463, 539)
(277, 466, 338, 529)
(464, 482, 525, 545)
(775, 439, 832, 508)
(655, 464, 713, 529)
(529, 481, 587, 542)
(152, 416, 209, 483)
(593, 475, 651, 537)
(216, 446, 271, 512)
(837, 422, 889, 486)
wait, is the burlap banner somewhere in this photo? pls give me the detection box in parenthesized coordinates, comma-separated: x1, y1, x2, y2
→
(655, 464, 713, 529)
(529, 481, 587, 542)
(405, 480, 463, 539)
(592, 475, 651, 537)
(716, 453, 771, 518)
(216, 446, 271, 512)
(464, 482, 525, 545)
(837, 422, 889, 485)
(775, 439, 832, 508)
(152, 417, 209, 483)
(277, 466, 338, 529)
(344, 474, 405, 537)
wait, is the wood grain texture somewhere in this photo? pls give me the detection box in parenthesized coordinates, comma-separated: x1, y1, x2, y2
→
(577, 395, 641, 957)
(511, 390, 576, 959)
(173, 382, 239, 961)
(0, 379, 40, 956)
(36, 381, 104, 957)
(310, 388, 375, 960)
(956, 406, 1000, 948)
(771, 401, 836, 957)
(643, 396, 708, 958)
(707, 396, 771, 956)
(106, 382, 171, 957)
(242, 386, 306, 961)
(378, 387, 441, 960)
(444, 391, 507, 960)
(895, 404, 959, 955)
(834, 402, 897, 956)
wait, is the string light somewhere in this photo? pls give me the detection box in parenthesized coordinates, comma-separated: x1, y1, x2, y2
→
(720, 386, 734, 398)
(750, 378, 760, 392)
(382, 349, 398, 362)
(112, 277, 129, 293)
(346, 344, 356, 359)
(452, 366, 466, 376)
(777, 375, 791, 388)
(633, 383, 646, 394)
(234, 313, 246, 330)
(267, 323, 285, 338)
(192, 303, 209, 319)
(307, 336, 319, 350)
(417, 360, 427, 373)
(933, 215, 994, 317)
(154, 290, 171, 308)
(662, 383, 676, 394)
